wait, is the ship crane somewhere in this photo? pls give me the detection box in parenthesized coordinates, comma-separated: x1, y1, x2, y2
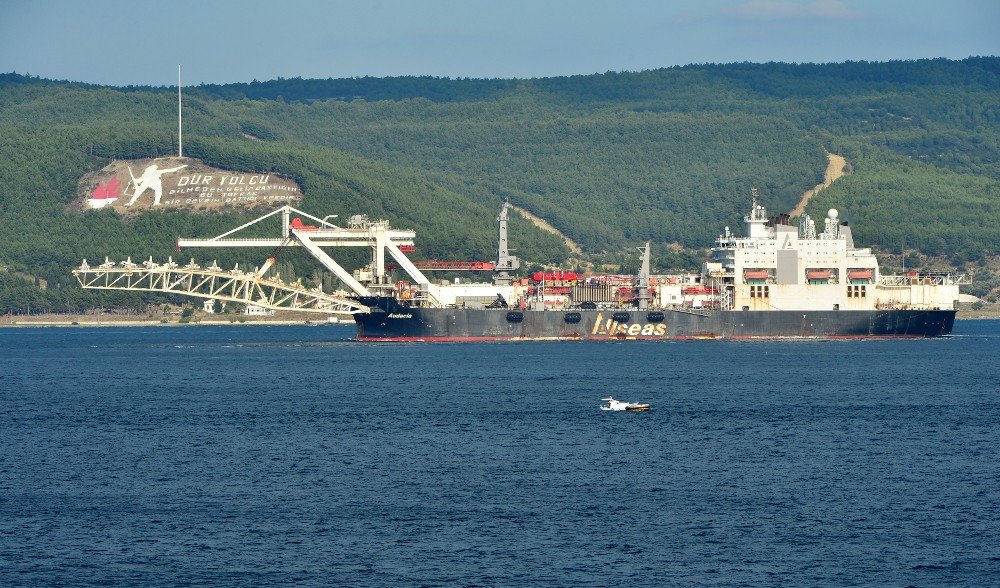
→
(493, 200, 520, 285)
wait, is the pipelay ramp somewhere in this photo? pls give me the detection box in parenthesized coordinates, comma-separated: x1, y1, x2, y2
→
(73, 205, 443, 314)
(73, 257, 365, 314)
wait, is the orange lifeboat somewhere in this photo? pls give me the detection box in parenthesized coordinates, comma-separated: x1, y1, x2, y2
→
(290, 218, 318, 231)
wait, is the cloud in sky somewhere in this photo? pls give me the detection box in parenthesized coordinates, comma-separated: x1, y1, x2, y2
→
(729, 0, 861, 21)
(667, 0, 861, 26)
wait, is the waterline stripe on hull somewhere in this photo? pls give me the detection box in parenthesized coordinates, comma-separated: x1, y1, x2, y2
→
(356, 334, 932, 342)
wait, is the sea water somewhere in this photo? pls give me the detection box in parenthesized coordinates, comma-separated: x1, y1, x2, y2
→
(1, 322, 998, 585)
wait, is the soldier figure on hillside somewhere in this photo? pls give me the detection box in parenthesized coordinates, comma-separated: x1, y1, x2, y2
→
(125, 163, 187, 207)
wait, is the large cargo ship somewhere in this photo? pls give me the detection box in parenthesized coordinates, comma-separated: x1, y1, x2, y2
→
(76, 193, 966, 340)
(351, 192, 965, 340)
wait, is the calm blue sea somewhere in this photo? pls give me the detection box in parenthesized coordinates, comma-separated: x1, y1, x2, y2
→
(1, 322, 999, 586)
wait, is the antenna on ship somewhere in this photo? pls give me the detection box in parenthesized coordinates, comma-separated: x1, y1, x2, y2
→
(901, 236, 906, 272)
(178, 65, 183, 158)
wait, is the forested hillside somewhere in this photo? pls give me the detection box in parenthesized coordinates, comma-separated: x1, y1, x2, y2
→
(0, 57, 997, 313)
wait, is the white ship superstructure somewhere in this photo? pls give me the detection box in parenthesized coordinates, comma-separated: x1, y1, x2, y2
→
(701, 189, 962, 312)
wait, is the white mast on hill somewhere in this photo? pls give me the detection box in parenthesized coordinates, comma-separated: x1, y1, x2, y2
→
(178, 65, 183, 158)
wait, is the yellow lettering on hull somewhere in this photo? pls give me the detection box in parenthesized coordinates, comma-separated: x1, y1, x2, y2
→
(588, 312, 668, 338)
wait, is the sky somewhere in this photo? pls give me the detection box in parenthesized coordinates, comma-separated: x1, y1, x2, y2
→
(1, 0, 997, 86)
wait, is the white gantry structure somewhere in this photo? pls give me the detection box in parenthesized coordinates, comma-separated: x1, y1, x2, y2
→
(172, 205, 459, 305)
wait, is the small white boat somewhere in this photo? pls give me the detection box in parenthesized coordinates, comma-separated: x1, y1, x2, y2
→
(600, 396, 650, 412)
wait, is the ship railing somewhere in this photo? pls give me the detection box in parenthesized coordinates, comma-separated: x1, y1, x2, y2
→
(879, 272, 969, 287)
(714, 238, 766, 250)
(408, 286, 433, 303)
(875, 301, 951, 311)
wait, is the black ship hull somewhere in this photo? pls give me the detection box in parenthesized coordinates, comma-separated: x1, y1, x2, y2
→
(353, 297, 955, 341)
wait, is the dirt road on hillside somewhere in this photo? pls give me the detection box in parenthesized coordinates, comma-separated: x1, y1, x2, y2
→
(790, 153, 848, 217)
(510, 204, 583, 254)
